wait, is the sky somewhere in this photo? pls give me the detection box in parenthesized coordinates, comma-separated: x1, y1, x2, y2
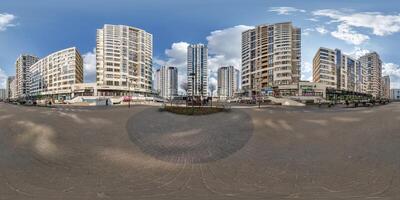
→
(1, 0, 400, 90)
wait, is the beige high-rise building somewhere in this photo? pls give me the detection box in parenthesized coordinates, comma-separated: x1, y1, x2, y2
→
(313, 48, 364, 93)
(241, 22, 301, 96)
(96, 24, 153, 96)
(217, 66, 240, 98)
(312, 47, 336, 88)
(29, 47, 83, 100)
(381, 75, 390, 99)
(15, 54, 39, 98)
(359, 52, 382, 98)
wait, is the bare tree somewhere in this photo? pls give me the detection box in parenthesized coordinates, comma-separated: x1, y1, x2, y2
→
(209, 83, 216, 97)
(180, 80, 188, 95)
(209, 83, 216, 107)
(180, 81, 189, 107)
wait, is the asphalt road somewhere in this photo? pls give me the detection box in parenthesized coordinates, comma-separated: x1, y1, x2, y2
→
(0, 102, 400, 199)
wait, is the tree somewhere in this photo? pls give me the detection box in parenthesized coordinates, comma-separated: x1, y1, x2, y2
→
(209, 83, 216, 97)
(209, 83, 216, 107)
(180, 80, 189, 107)
(180, 80, 188, 95)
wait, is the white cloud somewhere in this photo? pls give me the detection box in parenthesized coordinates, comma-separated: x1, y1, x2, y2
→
(206, 25, 253, 72)
(346, 47, 370, 59)
(383, 63, 400, 89)
(164, 42, 189, 67)
(83, 49, 96, 83)
(313, 9, 400, 36)
(306, 18, 319, 22)
(301, 61, 312, 81)
(0, 13, 16, 31)
(302, 28, 314, 36)
(268, 7, 306, 15)
(0, 67, 8, 89)
(331, 24, 370, 45)
(315, 26, 328, 35)
(302, 26, 328, 36)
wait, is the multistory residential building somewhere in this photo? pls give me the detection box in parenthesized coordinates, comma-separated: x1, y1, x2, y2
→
(381, 75, 390, 99)
(312, 47, 336, 88)
(359, 52, 382, 98)
(217, 66, 240, 98)
(96, 24, 153, 96)
(241, 22, 301, 96)
(6, 76, 16, 99)
(187, 44, 208, 97)
(10, 77, 17, 99)
(29, 47, 83, 100)
(335, 49, 364, 93)
(0, 89, 6, 100)
(154, 66, 178, 99)
(313, 48, 364, 93)
(15, 54, 39, 98)
(391, 89, 400, 100)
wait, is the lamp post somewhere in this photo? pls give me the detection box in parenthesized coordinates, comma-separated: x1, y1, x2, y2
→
(126, 77, 131, 108)
(189, 72, 196, 109)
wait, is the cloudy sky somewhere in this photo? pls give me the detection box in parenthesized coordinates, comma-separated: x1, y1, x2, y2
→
(1, 0, 400, 90)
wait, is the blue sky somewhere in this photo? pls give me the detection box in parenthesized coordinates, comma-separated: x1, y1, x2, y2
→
(1, 0, 400, 89)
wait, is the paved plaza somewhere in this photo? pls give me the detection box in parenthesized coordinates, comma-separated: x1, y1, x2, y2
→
(0, 102, 400, 199)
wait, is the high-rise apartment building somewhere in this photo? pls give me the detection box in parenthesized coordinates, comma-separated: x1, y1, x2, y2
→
(381, 75, 390, 99)
(312, 47, 336, 88)
(10, 78, 17, 99)
(0, 89, 6, 100)
(187, 44, 208, 97)
(96, 24, 153, 96)
(313, 48, 364, 93)
(6, 76, 16, 99)
(154, 66, 178, 99)
(391, 89, 400, 100)
(359, 52, 382, 98)
(217, 66, 240, 98)
(335, 49, 364, 93)
(29, 47, 83, 100)
(15, 54, 39, 98)
(241, 22, 301, 96)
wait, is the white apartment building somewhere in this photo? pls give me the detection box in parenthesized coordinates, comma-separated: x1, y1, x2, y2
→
(6, 76, 16, 99)
(154, 66, 178, 99)
(10, 77, 17, 99)
(29, 47, 83, 100)
(241, 22, 301, 96)
(0, 89, 6, 100)
(313, 48, 364, 93)
(391, 89, 400, 100)
(15, 54, 39, 98)
(217, 66, 240, 98)
(381, 75, 390, 99)
(96, 24, 153, 96)
(359, 52, 382, 98)
(187, 44, 208, 97)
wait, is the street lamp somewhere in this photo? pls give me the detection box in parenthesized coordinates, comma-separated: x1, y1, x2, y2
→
(126, 77, 131, 108)
(189, 72, 196, 109)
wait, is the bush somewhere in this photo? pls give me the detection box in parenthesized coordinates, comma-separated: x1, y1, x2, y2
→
(162, 106, 224, 115)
